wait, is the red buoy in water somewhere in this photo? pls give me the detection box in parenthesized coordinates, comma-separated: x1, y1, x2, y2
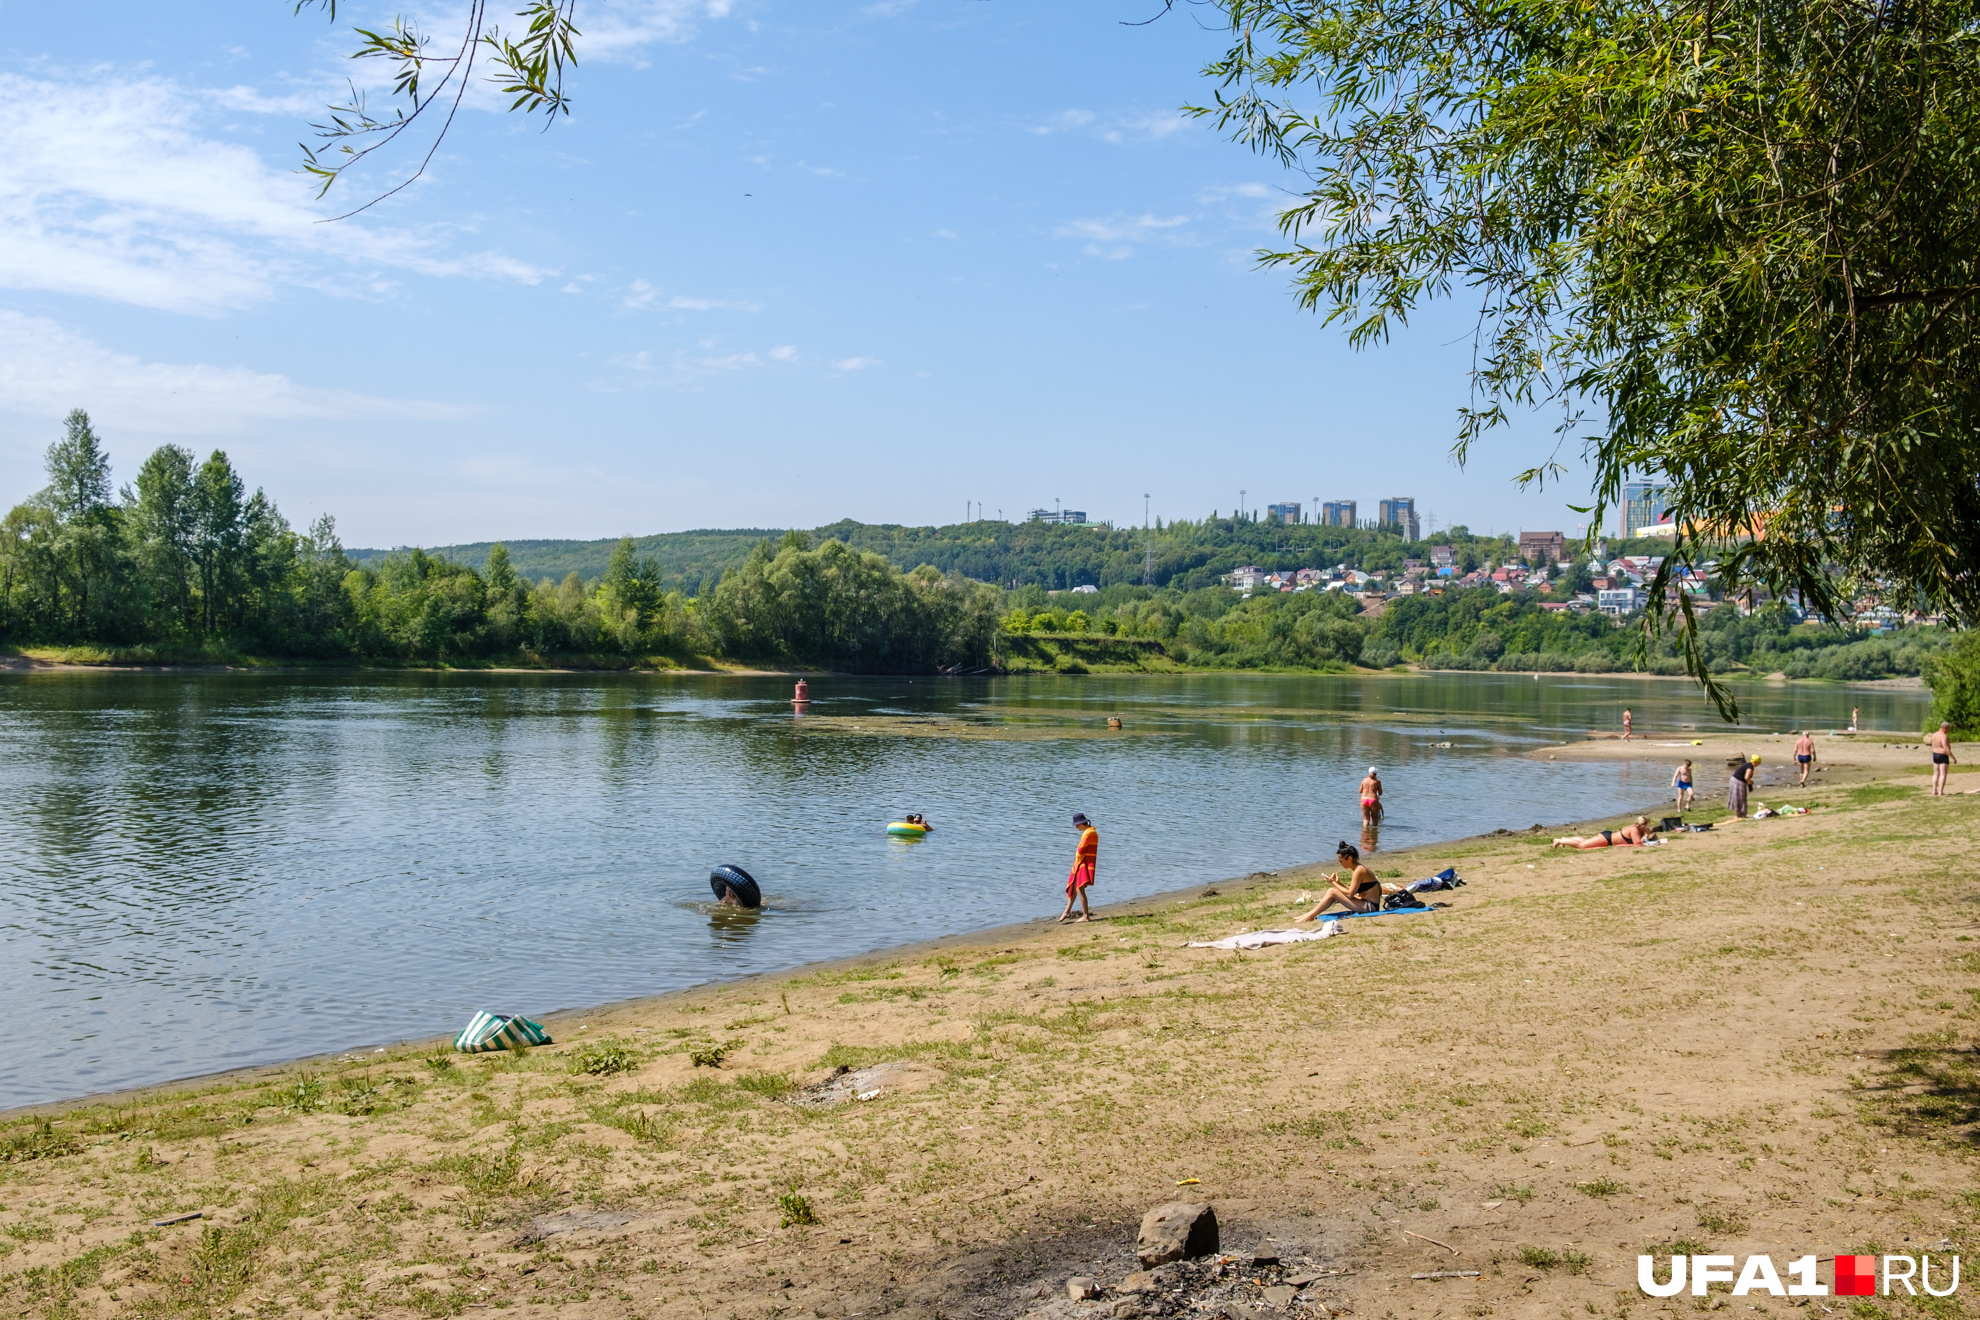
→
(793, 678, 809, 711)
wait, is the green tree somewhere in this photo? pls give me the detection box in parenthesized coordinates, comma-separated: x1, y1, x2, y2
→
(42, 410, 123, 632)
(1195, 0, 1980, 707)
(128, 445, 199, 637)
(1925, 632, 1980, 736)
(190, 451, 247, 637)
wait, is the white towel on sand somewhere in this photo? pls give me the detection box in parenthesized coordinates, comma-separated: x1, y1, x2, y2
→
(1185, 926, 1340, 950)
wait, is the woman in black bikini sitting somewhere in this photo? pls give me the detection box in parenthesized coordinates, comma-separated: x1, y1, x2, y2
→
(1552, 816, 1654, 850)
(1297, 842, 1384, 919)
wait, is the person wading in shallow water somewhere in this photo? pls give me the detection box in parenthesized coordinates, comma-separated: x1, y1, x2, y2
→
(1622, 707, 1633, 740)
(1359, 768, 1384, 827)
(1057, 813, 1099, 923)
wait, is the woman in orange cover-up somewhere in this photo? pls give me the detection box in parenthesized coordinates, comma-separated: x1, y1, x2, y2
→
(1058, 813, 1098, 923)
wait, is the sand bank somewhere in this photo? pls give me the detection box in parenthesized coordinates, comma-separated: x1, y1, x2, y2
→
(4, 765, 1976, 1319)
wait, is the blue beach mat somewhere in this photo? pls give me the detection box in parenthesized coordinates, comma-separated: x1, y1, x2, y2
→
(1320, 906, 1442, 923)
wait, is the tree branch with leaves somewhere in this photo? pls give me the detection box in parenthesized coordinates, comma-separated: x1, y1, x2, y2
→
(1190, 0, 1980, 715)
(294, 0, 579, 216)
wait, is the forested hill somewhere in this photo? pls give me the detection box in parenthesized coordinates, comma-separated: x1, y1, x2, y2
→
(347, 530, 778, 594)
(352, 517, 1648, 594)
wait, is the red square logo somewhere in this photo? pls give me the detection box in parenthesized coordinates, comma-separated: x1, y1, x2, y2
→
(1835, 1255, 1877, 1296)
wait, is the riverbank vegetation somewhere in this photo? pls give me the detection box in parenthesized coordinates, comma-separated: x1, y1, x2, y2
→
(2, 416, 1968, 724)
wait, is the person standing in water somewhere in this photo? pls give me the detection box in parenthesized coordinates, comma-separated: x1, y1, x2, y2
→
(1670, 759, 1694, 812)
(1793, 730, 1817, 785)
(1850, 707, 1860, 733)
(1622, 707, 1633, 740)
(1359, 769, 1384, 827)
(1057, 813, 1099, 922)
(1927, 723, 1958, 796)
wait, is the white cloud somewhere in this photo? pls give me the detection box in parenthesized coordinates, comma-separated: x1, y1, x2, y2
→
(602, 343, 774, 389)
(1031, 108, 1192, 143)
(583, 0, 739, 60)
(1105, 112, 1188, 143)
(623, 280, 762, 312)
(769, 345, 798, 361)
(833, 357, 881, 372)
(1055, 213, 1192, 259)
(934, 228, 959, 240)
(0, 311, 465, 435)
(1199, 183, 1275, 202)
(1032, 109, 1097, 136)
(0, 72, 550, 316)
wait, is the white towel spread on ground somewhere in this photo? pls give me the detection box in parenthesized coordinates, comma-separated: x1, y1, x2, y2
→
(1184, 925, 1341, 950)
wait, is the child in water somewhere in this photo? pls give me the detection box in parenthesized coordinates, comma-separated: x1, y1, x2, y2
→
(1058, 813, 1098, 923)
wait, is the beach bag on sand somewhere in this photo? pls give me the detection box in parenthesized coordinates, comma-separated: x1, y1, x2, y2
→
(454, 1011, 553, 1053)
(1383, 890, 1428, 911)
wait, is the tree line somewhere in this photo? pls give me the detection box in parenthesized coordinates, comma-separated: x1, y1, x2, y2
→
(2, 413, 1967, 728)
(0, 414, 999, 670)
(1005, 581, 1952, 682)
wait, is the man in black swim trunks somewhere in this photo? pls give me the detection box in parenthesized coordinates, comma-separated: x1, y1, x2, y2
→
(1793, 731, 1817, 786)
(1928, 722, 1958, 796)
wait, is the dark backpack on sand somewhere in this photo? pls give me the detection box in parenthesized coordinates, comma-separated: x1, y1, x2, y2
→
(1384, 889, 1428, 911)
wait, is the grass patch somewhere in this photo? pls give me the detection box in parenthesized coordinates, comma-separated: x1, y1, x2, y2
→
(1492, 1182, 1535, 1204)
(569, 1043, 640, 1076)
(819, 1040, 975, 1071)
(1696, 1207, 1750, 1236)
(778, 1188, 818, 1227)
(1516, 1246, 1592, 1275)
(1574, 1177, 1627, 1197)
(0, 1120, 84, 1164)
(734, 1072, 798, 1100)
(1646, 1236, 1709, 1256)
(1848, 783, 1917, 806)
(688, 1043, 732, 1068)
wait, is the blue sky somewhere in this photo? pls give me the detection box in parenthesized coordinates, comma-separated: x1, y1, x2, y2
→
(0, 1, 1596, 547)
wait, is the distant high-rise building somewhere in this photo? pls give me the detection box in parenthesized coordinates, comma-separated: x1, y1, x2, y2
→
(1266, 502, 1302, 524)
(1378, 497, 1420, 540)
(1321, 500, 1358, 528)
(1621, 481, 1667, 538)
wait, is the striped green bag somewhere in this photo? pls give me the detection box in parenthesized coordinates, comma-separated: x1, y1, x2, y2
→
(454, 1011, 553, 1053)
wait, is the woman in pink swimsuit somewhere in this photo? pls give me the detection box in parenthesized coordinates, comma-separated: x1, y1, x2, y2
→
(1359, 769, 1383, 826)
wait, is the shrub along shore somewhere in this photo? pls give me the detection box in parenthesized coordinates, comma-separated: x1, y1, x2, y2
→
(3, 734, 1974, 1318)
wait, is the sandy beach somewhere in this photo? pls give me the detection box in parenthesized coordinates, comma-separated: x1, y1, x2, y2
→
(3, 728, 1975, 1319)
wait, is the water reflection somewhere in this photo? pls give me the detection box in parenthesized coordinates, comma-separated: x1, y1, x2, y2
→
(703, 904, 767, 946)
(0, 668, 1926, 1108)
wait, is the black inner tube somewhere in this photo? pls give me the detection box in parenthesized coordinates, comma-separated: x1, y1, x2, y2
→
(709, 865, 762, 909)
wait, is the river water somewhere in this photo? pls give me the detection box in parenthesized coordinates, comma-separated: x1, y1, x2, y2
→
(0, 669, 1927, 1108)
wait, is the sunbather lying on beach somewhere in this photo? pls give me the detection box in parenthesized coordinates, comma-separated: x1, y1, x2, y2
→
(1552, 817, 1654, 849)
(1296, 842, 1383, 919)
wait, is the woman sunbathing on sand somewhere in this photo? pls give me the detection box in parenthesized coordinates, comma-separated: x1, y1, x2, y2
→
(1296, 842, 1384, 919)
(1552, 817, 1654, 850)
